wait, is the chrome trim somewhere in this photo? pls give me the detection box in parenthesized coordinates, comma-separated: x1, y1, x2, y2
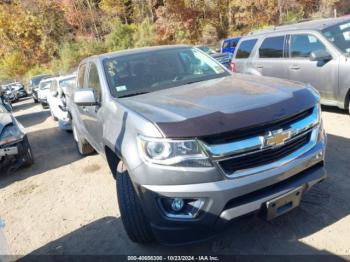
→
(199, 105, 319, 159)
(216, 126, 320, 178)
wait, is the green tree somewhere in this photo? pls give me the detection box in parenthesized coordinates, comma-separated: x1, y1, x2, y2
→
(105, 19, 135, 51)
(133, 18, 155, 47)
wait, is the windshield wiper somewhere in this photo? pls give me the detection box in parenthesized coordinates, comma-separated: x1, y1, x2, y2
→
(118, 91, 149, 98)
(182, 79, 204, 85)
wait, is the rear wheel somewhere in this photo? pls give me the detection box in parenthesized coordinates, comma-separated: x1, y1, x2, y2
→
(72, 122, 94, 155)
(116, 161, 154, 243)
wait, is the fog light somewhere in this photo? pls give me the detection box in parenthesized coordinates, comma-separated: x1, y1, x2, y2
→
(159, 197, 204, 219)
(171, 198, 184, 212)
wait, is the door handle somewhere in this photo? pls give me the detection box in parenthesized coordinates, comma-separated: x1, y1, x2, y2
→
(255, 64, 263, 69)
(290, 65, 300, 70)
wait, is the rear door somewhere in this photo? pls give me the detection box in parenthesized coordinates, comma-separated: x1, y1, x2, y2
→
(253, 35, 290, 79)
(286, 33, 339, 100)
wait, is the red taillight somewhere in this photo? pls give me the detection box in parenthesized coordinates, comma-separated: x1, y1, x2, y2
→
(230, 62, 236, 72)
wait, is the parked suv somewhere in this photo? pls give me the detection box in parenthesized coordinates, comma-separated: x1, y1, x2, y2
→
(71, 45, 326, 244)
(231, 17, 350, 114)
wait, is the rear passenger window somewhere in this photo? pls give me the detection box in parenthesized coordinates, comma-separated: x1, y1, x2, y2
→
(290, 34, 326, 58)
(77, 64, 86, 89)
(236, 39, 257, 59)
(259, 36, 285, 58)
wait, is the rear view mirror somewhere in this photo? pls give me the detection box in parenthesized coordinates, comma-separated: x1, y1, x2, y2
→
(310, 50, 332, 62)
(74, 89, 98, 106)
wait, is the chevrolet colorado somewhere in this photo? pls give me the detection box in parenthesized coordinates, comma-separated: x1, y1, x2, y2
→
(70, 45, 327, 244)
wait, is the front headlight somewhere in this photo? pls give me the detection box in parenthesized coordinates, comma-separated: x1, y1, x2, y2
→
(0, 124, 24, 145)
(137, 136, 212, 167)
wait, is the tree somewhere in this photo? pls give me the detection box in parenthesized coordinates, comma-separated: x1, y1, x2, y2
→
(133, 18, 156, 47)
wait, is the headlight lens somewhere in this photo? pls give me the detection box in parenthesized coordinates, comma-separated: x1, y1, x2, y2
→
(138, 136, 212, 167)
(0, 124, 23, 145)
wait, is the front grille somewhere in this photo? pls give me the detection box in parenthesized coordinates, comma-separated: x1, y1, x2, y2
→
(219, 131, 311, 174)
(201, 107, 313, 144)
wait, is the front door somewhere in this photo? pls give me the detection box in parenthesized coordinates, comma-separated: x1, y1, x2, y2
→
(286, 33, 339, 100)
(82, 62, 104, 152)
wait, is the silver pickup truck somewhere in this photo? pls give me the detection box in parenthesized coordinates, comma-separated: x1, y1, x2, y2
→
(70, 45, 327, 245)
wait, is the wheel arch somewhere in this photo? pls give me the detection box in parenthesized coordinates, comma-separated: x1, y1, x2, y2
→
(105, 145, 121, 179)
(344, 88, 350, 109)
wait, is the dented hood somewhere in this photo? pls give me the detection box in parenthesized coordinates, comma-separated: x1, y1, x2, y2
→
(121, 74, 318, 138)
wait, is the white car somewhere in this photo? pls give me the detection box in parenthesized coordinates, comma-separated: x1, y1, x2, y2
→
(46, 74, 76, 130)
(37, 78, 56, 108)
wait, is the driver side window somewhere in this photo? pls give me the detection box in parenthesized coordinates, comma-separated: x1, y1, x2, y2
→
(88, 62, 102, 102)
(290, 34, 326, 58)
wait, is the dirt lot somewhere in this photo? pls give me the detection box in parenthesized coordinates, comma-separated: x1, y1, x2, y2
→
(0, 98, 350, 257)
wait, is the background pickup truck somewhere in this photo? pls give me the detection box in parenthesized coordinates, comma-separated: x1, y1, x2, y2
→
(70, 45, 326, 245)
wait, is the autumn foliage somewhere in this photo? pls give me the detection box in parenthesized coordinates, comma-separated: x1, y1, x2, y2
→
(0, 0, 349, 81)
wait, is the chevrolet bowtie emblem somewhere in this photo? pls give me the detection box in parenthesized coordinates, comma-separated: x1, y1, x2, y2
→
(264, 129, 292, 147)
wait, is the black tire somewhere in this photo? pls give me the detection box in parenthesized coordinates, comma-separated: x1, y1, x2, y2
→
(21, 136, 34, 167)
(72, 122, 94, 155)
(33, 98, 38, 103)
(116, 161, 154, 243)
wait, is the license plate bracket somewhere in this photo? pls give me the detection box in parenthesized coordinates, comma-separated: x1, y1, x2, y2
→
(264, 186, 304, 220)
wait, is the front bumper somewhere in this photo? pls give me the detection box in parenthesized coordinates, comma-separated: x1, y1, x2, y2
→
(134, 137, 326, 245)
(0, 136, 28, 171)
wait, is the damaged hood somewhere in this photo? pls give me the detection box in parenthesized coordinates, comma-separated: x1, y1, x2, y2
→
(120, 74, 318, 138)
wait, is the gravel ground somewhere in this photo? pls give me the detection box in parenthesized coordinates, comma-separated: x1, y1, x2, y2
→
(0, 98, 350, 257)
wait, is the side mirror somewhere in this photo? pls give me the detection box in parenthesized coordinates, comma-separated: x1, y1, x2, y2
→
(310, 50, 332, 62)
(74, 89, 98, 106)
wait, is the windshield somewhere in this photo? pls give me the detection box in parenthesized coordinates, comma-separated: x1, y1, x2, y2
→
(59, 77, 76, 89)
(39, 82, 51, 90)
(103, 47, 229, 98)
(322, 20, 350, 54)
(197, 46, 216, 55)
(32, 75, 50, 86)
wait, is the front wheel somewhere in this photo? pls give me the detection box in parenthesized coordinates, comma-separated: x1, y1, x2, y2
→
(116, 161, 154, 243)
